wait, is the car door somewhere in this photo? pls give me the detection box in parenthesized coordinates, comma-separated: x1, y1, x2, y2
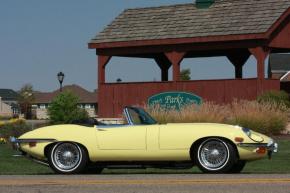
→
(96, 125, 147, 150)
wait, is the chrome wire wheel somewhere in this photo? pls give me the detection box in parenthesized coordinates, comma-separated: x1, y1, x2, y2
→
(197, 139, 230, 171)
(51, 143, 82, 172)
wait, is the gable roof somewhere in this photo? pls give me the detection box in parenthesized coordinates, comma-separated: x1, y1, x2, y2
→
(269, 53, 290, 72)
(0, 89, 19, 101)
(33, 85, 97, 104)
(90, 0, 290, 45)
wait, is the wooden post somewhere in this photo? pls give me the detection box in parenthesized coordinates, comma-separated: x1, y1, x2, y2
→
(98, 55, 111, 84)
(227, 51, 250, 79)
(249, 47, 270, 95)
(249, 47, 269, 80)
(97, 55, 111, 118)
(165, 51, 186, 81)
(154, 54, 172, 81)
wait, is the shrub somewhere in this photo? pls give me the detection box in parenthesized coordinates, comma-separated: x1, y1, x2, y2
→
(48, 91, 89, 124)
(229, 100, 288, 135)
(257, 90, 290, 108)
(146, 100, 288, 135)
(0, 119, 31, 140)
(0, 137, 6, 144)
(148, 102, 230, 124)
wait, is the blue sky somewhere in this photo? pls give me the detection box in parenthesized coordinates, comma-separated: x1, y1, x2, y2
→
(0, 0, 259, 92)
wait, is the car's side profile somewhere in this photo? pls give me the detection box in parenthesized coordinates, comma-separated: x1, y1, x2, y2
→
(11, 106, 278, 174)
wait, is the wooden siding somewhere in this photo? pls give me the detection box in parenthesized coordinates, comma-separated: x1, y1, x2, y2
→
(270, 15, 290, 49)
(98, 79, 280, 118)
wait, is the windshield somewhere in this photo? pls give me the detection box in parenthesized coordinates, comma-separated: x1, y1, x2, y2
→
(125, 107, 157, 125)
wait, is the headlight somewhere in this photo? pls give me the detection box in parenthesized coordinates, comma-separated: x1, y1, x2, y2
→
(242, 127, 252, 137)
(242, 127, 264, 142)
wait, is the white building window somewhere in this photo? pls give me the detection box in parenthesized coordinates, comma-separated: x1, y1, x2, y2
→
(85, 104, 91, 109)
(39, 104, 47, 109)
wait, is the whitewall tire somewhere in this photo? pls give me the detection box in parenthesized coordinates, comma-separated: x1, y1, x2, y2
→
(194, 138, 237, 173)
(48, 142, 88, 174)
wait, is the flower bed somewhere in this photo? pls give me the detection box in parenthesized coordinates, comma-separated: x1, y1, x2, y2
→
(0, 119, 31, 142)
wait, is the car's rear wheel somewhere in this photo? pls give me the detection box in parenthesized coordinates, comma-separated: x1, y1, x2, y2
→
(194, 138, 237, 173)
(48, 142, 88, 174)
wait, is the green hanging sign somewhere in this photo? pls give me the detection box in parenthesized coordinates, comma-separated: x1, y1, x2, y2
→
(148, 91, 202, 110)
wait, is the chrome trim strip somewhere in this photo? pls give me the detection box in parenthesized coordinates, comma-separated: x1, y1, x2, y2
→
(10, 137, 57, 151)
(11, 150, 49, 166)
(31, 158, 49, 167)
(237, 143, 268, 148)
(124, 108, 134, 125)
(25, 155, 49, 166)
(10, 137, 57, 144)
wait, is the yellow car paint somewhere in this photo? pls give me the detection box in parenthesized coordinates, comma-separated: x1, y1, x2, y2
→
(19, 123, 272, 162)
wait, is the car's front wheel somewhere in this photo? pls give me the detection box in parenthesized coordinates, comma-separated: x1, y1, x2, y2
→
(48, 142, 88, 174)
(194, 138, 237, 173)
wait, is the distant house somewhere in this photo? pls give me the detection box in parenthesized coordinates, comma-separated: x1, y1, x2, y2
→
(268, 54, 290, 81)
(0, 89, 20, 117)
(0, 97, 12, 117)
(32, 85, 98, 119)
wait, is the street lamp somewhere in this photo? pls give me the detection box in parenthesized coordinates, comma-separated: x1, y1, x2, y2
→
(57, 72, 65, 92)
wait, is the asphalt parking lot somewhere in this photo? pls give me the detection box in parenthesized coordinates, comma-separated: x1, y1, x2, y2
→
(0, 174, 290, 193)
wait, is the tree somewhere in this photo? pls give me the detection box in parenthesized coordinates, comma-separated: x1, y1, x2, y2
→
(48, 91, 89, 124)
(18, 84, 35, 119)
(180, 68, 191, 81)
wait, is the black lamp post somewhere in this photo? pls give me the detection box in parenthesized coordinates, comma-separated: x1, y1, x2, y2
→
(57, 72, 65, 92)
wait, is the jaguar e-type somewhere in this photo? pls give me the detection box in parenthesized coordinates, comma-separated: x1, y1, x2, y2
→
(11, 106, 278, 174)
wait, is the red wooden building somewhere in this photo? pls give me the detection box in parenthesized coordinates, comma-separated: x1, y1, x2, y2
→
(89, 0, 290, 118)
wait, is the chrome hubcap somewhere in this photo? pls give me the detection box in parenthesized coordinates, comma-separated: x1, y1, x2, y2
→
(198, 139, 229, 170)
(53, 143, 81, 171)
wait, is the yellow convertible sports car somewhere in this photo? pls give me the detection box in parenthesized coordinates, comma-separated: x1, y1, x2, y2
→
(11, 106, 277, 174)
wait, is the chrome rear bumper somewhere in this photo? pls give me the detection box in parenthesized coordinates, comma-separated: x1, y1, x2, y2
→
(9, 137, 50, 166)
(9, 137, 57, 150)
(9, 137, 20, 151)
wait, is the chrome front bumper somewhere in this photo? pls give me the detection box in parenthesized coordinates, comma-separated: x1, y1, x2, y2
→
(238, 139, 278, 159)
(267, 140, 279, 153)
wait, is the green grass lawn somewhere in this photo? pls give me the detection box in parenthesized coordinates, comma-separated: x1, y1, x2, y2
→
(0, 144, 52, 175)
(0, 139, 290, 175)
